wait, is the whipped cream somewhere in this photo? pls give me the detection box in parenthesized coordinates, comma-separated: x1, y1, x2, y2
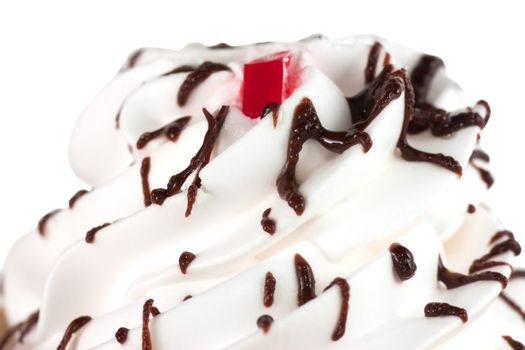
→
(0, 35, 523, 349)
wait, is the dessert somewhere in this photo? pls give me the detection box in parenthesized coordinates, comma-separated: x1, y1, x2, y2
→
(0, 35, 523, 349)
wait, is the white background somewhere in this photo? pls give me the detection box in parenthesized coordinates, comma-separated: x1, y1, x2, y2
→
(0, 0, 523, 265)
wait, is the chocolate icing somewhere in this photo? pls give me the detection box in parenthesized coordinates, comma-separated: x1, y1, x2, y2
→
(365, 42, 382, 84)
(115, 327, 129, 344)
(0, 310, 39, 349)
(256, 315, 274, 333)
(469, 149, 494, 188)
(469, 230, 521, 274)
(121, 49, 144, 72)
(264, 271, 276, 307)
(389, 242, 417, 281)
(37, 209, 61, 237)
(503, 335, 525, 350)
(177, 62, 231, 106)
(261, 208, 276, 235)
(160, 65, 196, 77)
(85, 222, 112, 243)
(179, 251, 196, 274)
(17, 311, 39, 343)
(467, 204, 476, 214)
(500, 268, 525, 322)
(260, 102, 281, 127)
(151, 307, 161, 317)
(294, 254, 317, 306)
(183, 295, 193, 301)
(142, 299, 155, 350)
(277, 98, 371, 215)
(323, 277, 350, 341)
(136, 116, 191, 150)
(424, 302, 468, 323)
(140, 157, 152, 207)
(68, 189, 89, 209)
(438, 256, 507, 289)
(151, 106, 229, 217)
(56, 316, 92, 350)
(209, 43, 234, 49)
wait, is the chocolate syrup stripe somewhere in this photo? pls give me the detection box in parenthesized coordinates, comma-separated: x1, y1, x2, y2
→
(424, 302, 468, 323)
(261, 208, 276, 235)
(365, 42, 382, 84)
(389, 242, 417, 281)
(323, 277, 350, 341)
(294, 254, 317, 306)
(56, 316, 92, 350)
(438, 256, 508, 289)
(140, 157, 152, 207)
(177, 61, 231, 106)
(469, 149, 494, 188)
(263, 271, 276, 307)
(0, 310, 39, 349)
(503, 335, 525, 350)
(136, 116, 191, 149)
(142, 299, 155, 350)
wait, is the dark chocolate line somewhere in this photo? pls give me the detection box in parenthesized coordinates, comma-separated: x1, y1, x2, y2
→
(140, 157, 152, 207)
(469, 149, 494, 188)
(389, 242, 417, 281)
(263, 271, 276, 307)
(500, 293, 525, 322)
(260, 102, 281, 128)
(183, 295, 193, 301)
(424, 302, 468, 323)
(0, 310, 39, 349)
(18, 310, 39, 343)
(261, 208, 276, 235)
(277, 98, 371, 215)
(365, 42, 382, 84)
(294, 254, 317, 306)
(469, 230, 521, 273)
(410, 55, 444, 104)
(115, 327, 129, 344)
(467, 204, 476, 214)
(323, 277, 350, 341)
(160, 65, 195, 77)
(179, 251, 196, 274)
(85, 223, 112, 243)
(136, 116, 191, 149)
(56, 316, 92, 350)
(177, 61, 231, 106)
(142, 299, 155, 350)
(151, 307, 161, 317)
(256, 315, 274, 334)
(37, 209, 61, 237)
(120, 49, 144, 72)
(438, 256, 507, 289)
(503, 335, 525, 350)
(69, 189, 89, 209)
(209, 43, 234, 49)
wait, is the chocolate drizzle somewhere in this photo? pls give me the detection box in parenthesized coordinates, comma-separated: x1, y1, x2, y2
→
(277, 98, 371, 215)
(469, 230, 521, 274)
(177, 62, 231, 106)
(503, 335, 525, 350)
(467, 204, 476, 214)
(500, 268, 525, 322)
(151, 307, 161, 317)
(37, 209, 61, 236)
(365, 42, 382, 84)
(150, 106, 229, 217)
(17, 311, 39, 343)
(0, 310, 39, 349)
(136, 116, 192, 149)
(263, 271, 276, 307)
(294, 254, 317, 306)
(120, 49, 144, 72)
(56, 316, 92, 350)
(179, 251, 196, 274)
(389, 242, 417, 281)
(261, 208, 276, 235)
(469, 149, 494, 188)
(323, 277, 350, 341)
(183, 295, 193, 301)
(411, 55, 444, 104)
(438, 256, 507, 289)
(85, 222, 111, 243)
(115, 327, 129, 344)
(160, 65, 196, 77)
(424, 302, 468, 323)
(260, 102, 281, 128)
(140, 157, 152, 207)
(68, 189, 89, 209)
(142, 299, 155, 350)
(256, 315, 273, 333)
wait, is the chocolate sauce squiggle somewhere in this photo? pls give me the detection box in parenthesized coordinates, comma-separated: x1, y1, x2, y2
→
(261, 208, 276, 235)
(424, 302, 468, 323)
(503, 335, 525, 350)
(323, 277, 350, 341)
(37, 209, 61, 237)
(177, 61, 231, 106)
(256, 315, 274, 333)
(18, 310, 39, 343)
(85, 222, 112, 243)
(469, 230, 521, 274)
(136, 116, 191, 150)
(500, 293, 525, 322)
(115, 327, 129, 344)
(365, 42, 382, 84)
(389, 242, 417, 281)
(179, 251, 196, 274)
(467, 204, 476, 214)
(260, 102, 281, 127)
(277, 98, 371, 215)
(140, 157, 152, 207)
(438, 256, 507, 289)
(0, 310, 39, 349)
(150, 106, 229, 217)
(120, 49, 144, 72)
(294, 254, 317, 306)
(56, 316, 92, 350)
(469, 149, 494, 188)
(142, 299, 155, 350)
(69, 189, 89, 209)
(264, 271, 276, 307)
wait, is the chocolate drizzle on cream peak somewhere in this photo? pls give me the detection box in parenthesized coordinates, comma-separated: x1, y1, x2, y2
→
(389, 242, 417, 281)
(177, 61, 231, 106)
(503, 335, 525, 350)
(424, 302, 468, 323)
(470, 149, 495, 188)
(0, 310, 39, 349)
(115, 327, 129, 344)
(68, 189, 89, 209)
(277, 98, 371, 215)
(261, 208, 276, 235)
(37, 209, 61, 237)
(56, 316, 92, 350)
(136, 116, 191, 150)
(469, 230, 521, 274)
(323, 277, 350, 341)
(85, 222, 112, 243)
(365, 41, 382, 84)
(179, 251, 196, 274)
(294, 254, 317, 306)
(438, 256, 508, 289)
(150, 106, 229, 217)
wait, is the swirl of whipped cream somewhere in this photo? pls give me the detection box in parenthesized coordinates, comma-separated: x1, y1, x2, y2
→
(0, 35, 523, 350)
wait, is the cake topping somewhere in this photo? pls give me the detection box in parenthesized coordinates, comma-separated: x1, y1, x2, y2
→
(179, 251, 196, 274)
(323, 277, 350, 341)
(115, 327, 129, 344)
(467, 204, 476, 214)
(37, 209, 61, 237)
(263, 271, 276, 307)
(140, 157, 152, 207)
(17, 310, 39, 343)
(469, 230, 521, 273)
(277, 98, 371, 215)
(68, 189, 89, 209)
(56, 316, 92, 350)
(142, 299, 156, 350)
(178, 61, 231, 106)
(389, 242, 417, 281)
(136, 116, 191, 149)
(438, 256, 507, 289)
(261, 208, 277, 235)
(424, 302, 468, 323)
(183, 295, 193, 301)
(294, 253, 317, 306)
(0, 310, 39, 349)
(85, 223, 112, 243)
(256, 315, 274, 333)
(503, 335, 525, 350)
(500, 268, 525, 321)
(365, 42, 382, 84)
(470, 149, 494, 188)
(260, 102, 281, 127)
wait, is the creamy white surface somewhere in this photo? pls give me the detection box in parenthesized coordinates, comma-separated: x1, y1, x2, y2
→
(0, 35, 522, 349)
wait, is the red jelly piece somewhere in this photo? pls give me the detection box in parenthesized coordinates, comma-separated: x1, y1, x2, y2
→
(242, 51, 295, 118)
